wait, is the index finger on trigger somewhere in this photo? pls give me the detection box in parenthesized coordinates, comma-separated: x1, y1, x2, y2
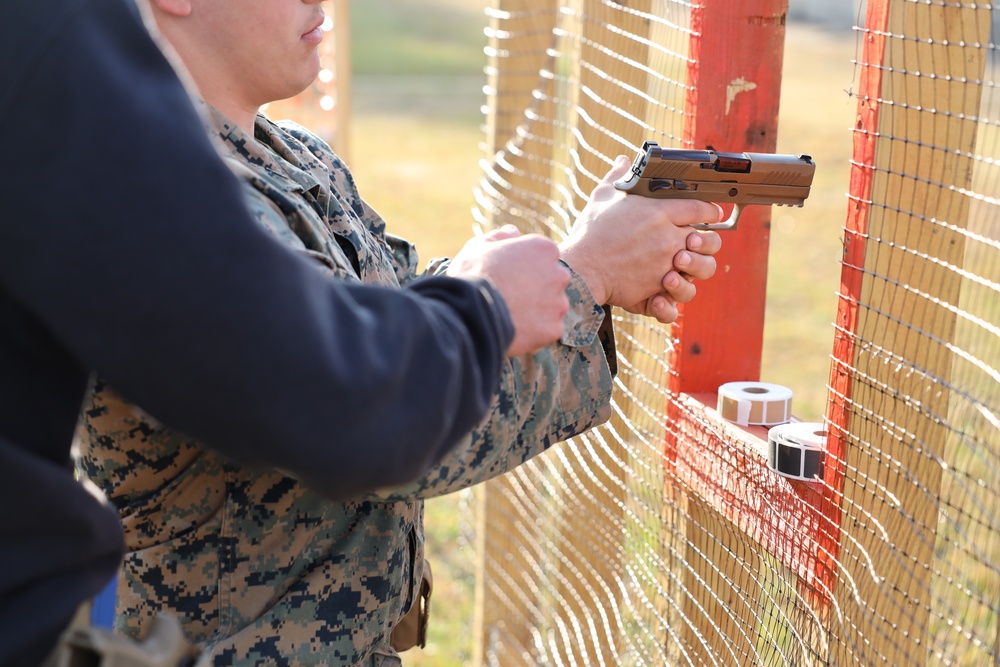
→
(658, 199, 724, 227)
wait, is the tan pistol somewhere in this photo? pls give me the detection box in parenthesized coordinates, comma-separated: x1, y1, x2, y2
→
(613, 141, 816, 230)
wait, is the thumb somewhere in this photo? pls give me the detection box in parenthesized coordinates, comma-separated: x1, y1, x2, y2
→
(601, 154, 633, 184)
(481, 224, 522, 242)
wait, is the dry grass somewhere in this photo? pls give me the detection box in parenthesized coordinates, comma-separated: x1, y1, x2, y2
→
(766, 25, 859, 422)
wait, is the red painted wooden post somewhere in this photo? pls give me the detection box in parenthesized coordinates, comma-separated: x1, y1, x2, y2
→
(664, 3, 794, 659)
(819, 0, 890, 606)
(670, 0, 790, 394)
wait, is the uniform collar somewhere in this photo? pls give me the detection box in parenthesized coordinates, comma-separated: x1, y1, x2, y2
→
(205, 106, 324, 196)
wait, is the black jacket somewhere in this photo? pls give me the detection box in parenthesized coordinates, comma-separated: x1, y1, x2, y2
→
(0, 1, 512, 663)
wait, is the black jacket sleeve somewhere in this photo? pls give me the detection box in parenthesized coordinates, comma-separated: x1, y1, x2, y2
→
(0, 0, 513, 496)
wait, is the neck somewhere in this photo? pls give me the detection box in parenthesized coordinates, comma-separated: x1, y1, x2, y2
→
(203, 95, 259, 136)
(149, 18, 261, 134)
(190, 69, 260, 134)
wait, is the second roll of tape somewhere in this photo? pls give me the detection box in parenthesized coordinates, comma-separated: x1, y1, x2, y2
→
(767, 422, 827, 481)
(717, 382, 793, 427)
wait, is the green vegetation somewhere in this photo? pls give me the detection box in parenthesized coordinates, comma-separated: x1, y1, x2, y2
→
(350, 0, 488, 75)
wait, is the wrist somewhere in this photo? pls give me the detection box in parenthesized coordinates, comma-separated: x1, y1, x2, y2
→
(558, 243, 609, 305)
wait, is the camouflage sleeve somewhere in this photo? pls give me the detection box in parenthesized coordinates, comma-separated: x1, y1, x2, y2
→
(350, 198, 419, 284)
(368, 263, 617, 501)
(384, 232, 420, 285)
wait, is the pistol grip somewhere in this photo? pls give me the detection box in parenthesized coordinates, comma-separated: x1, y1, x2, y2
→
(693, 204, 741, 231)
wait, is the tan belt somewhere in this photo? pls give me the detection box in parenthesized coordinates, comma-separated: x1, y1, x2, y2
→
(390, 559, 433, 652)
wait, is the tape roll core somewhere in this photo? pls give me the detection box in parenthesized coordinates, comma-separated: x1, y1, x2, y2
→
(717, 382, 793, 426)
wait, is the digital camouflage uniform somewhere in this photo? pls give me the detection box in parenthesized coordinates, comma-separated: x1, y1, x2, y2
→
(77, 108, 616, 666)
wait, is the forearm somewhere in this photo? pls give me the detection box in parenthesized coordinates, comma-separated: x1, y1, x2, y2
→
(368, 267, 617, 501)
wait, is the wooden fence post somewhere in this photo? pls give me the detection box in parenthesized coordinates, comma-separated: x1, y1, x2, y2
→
(668, 2, 790, 663)
(474, 2, 561, 664)
(827, 1, 988, 664)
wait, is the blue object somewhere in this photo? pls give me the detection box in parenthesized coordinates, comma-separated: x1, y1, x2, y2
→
(91, 574, 117, 629)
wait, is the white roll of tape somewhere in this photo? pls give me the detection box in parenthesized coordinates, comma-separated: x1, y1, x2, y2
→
(767, 421, 828, 481)
(717, 381, 793, 427)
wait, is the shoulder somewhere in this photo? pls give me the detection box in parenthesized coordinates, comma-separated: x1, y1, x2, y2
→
(265, 116, 363, 208)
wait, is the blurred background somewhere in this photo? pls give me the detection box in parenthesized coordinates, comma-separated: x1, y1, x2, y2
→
(280, 1, 866, 664)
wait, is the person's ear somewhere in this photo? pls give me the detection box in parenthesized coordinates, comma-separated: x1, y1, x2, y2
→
(150, 0, 192, 17)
